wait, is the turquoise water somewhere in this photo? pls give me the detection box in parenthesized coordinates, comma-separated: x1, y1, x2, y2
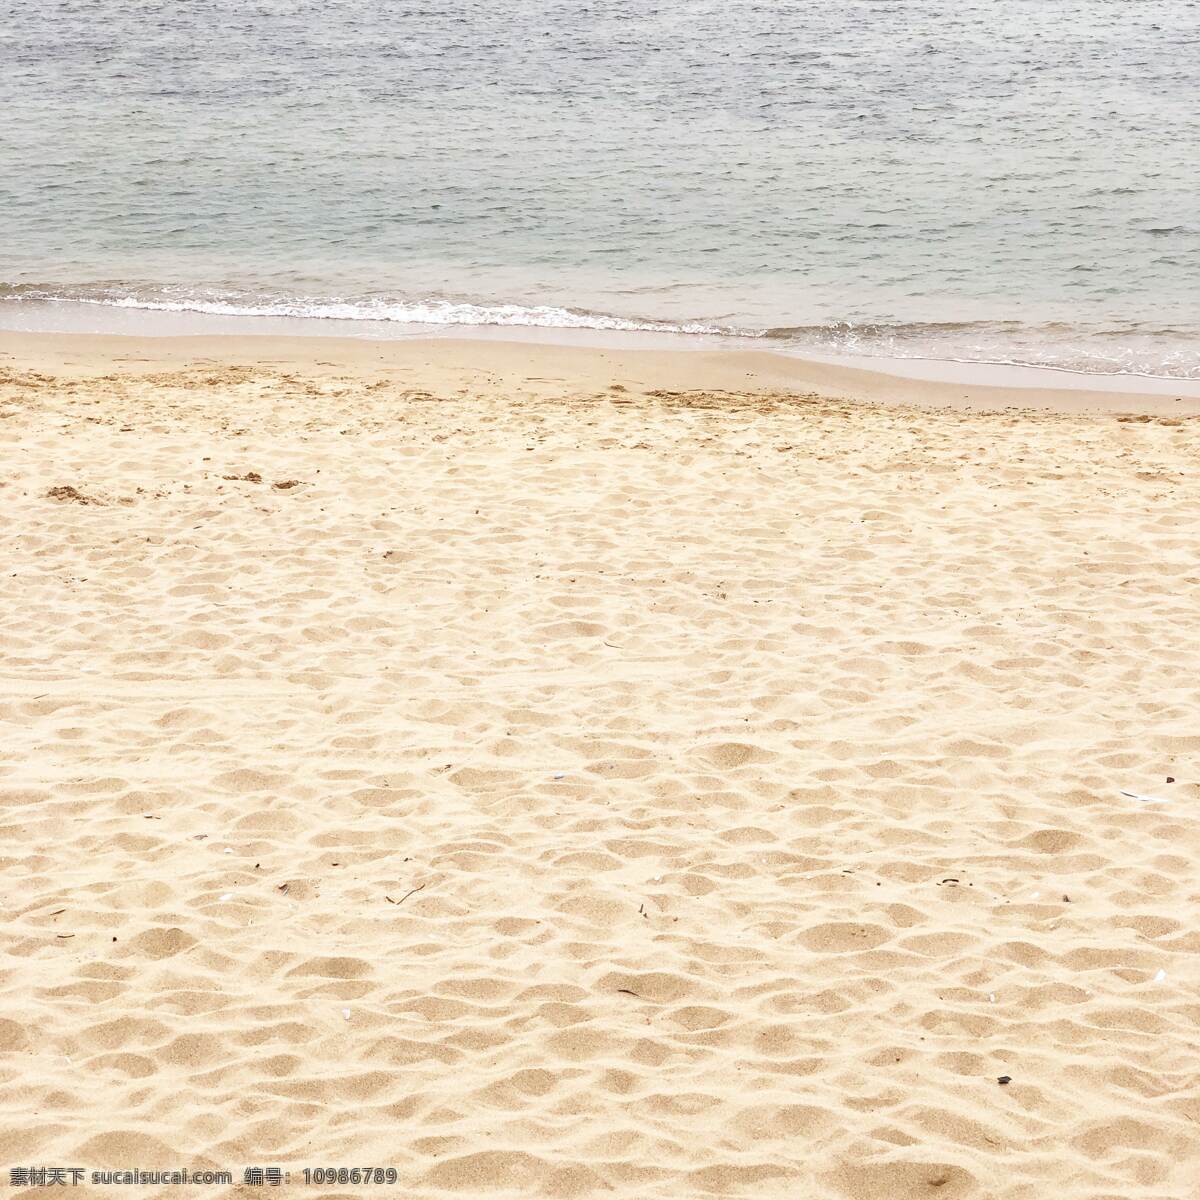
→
(2, 0, 1198, 376)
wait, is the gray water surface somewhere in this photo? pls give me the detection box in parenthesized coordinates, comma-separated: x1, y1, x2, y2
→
(2, 0, 1198, 374)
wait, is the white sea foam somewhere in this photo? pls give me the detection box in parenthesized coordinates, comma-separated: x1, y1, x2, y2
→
(63, 292, 734, 336)
(3, 285, 1198, 381)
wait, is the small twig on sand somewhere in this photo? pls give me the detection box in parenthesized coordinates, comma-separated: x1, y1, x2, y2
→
(387, 884, 426, 906)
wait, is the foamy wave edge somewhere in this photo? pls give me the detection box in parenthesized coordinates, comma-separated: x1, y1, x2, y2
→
(4, 287, 1197, 379)
(12, 290, 740, 337)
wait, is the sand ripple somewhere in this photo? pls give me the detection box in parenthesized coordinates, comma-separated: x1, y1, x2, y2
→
(1, 350, 1198, 1198)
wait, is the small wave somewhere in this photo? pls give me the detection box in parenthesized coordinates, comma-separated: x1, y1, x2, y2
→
(2, 284, 1198, 380)
(763, 320, 1024, 339)
(0, 284, 736, 337)
(762, 319, 1200, 380)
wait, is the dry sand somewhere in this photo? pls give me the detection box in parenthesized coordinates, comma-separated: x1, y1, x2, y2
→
(2, 332, 1199, 1199)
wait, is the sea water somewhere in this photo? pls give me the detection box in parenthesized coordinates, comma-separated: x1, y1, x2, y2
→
(2, 0, 1197, 377)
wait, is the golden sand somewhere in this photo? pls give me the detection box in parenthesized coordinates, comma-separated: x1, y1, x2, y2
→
(2, 332, 1199, 1199)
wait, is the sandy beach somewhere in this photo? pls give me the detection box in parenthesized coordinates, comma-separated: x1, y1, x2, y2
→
(2, 331, 1198, 1199)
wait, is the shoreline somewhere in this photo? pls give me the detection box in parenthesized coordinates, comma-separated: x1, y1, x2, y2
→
(3, 297, 1199, 395)
(4, 329, 1200, 417)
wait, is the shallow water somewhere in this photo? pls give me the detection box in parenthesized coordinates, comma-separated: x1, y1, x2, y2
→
(2, 0, 1198, 375)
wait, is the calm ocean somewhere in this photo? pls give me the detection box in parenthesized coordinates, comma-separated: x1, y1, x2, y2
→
(2, 0, 1197, 377)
